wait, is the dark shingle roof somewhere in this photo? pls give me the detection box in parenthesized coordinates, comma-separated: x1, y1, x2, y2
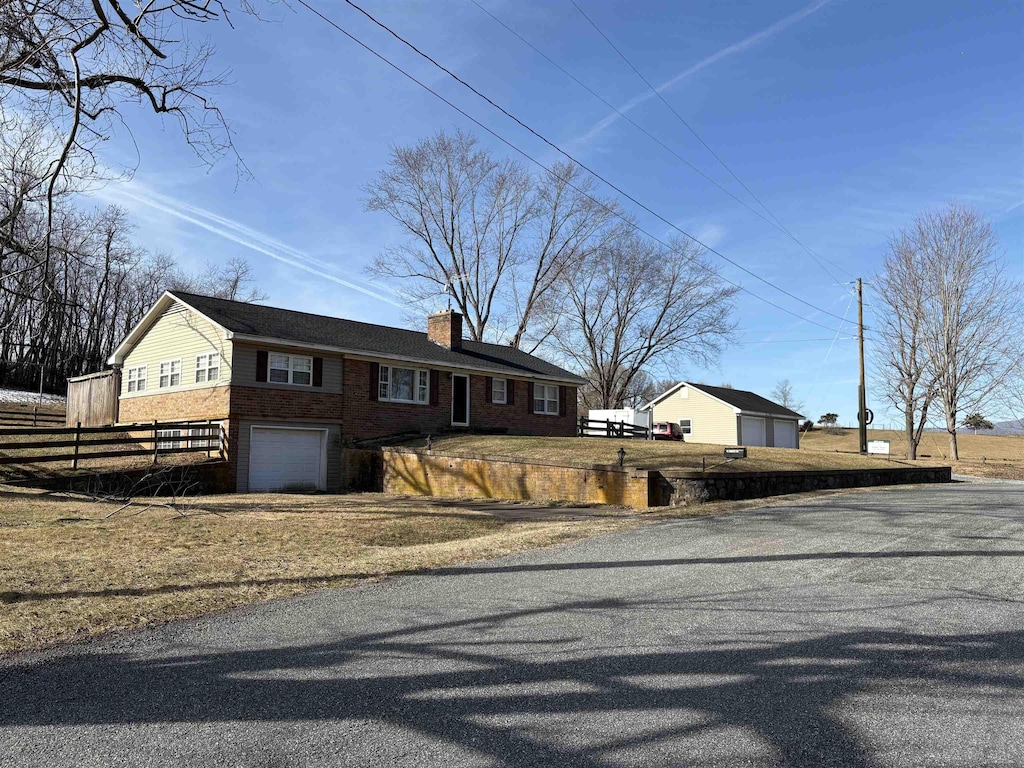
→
(687, 382, 804, 419)
(171, 291, 584, 383)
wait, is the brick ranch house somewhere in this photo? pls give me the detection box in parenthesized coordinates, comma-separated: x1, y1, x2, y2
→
(107, 291, 585, 493)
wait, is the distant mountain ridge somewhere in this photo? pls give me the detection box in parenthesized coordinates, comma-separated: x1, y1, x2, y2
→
(928, 420, 1024, 437)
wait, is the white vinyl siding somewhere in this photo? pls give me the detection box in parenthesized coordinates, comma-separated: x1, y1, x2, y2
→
(492, 378, 507, 404)
(269, 352, 312, 386)
(119, 302, 232, 397)
(534, 384, 559, 415)
(126, 366, 147, 393)
(158, 359, 181, 388)
(379, 365, 429, 404)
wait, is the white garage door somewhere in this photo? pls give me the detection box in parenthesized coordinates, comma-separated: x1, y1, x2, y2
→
(773, 419, 798, 449)
(249, 427, 326, 492)
(740, 416, 766, 447)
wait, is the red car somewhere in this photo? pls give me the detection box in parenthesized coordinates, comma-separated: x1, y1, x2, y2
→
(652, 422, 684, 441)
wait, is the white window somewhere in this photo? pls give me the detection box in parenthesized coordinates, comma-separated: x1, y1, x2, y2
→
(379, 365, 429, 404)
(534, 383, 559, 415)
(126, 366, 147, 393)
(268, 353, 312, 386)
(492, 378, 507, 404)
(678, 419, 692, 435)
(158, 359, 181, 388)
(157, 429, 182, 450)
(195, 352, 220, 384)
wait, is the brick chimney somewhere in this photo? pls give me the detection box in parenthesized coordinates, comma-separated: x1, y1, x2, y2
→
(428, 309, 463, 350)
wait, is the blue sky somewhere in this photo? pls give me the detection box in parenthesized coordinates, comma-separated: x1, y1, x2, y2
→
(94, 0, 1023, 425)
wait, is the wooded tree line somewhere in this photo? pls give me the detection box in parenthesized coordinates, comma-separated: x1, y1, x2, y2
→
(873, 203, 1022, 460)
(366, 129, 738, 410)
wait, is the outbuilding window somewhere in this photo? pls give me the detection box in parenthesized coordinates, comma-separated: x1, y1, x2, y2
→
(678, 419, 692, 434)
(533, 384, 559, 415)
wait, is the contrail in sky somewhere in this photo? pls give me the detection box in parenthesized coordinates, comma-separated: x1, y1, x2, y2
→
(101, 184, 405, 308)
(573, 0, 833, 145)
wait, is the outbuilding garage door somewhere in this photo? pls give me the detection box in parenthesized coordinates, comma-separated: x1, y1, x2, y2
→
(740, 416, 766, 447)
(773, 419, 798, 449)
(249, 427, 326, 492)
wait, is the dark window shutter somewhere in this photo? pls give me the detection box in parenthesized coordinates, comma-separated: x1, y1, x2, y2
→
(256, 350, 268, 382)
(430, 370, 439, 406)
(312, 357, 323, 387)
(485, 377, 493, 403)
(369, 362, 379, 401)
(559, 385, 567, 416)
(507, 379, 515, 405)
(526, 382, 534, 414)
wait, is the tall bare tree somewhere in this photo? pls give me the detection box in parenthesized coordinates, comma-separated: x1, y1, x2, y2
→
(872, 229, 935, 460)
(557, 229, 738, 410)
(364, 129, 617, 348)
(915, 204, 1021, 460)
(769, 379, 805, 415)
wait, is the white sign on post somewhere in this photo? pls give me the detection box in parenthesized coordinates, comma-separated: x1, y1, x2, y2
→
(867, 440, 890, 456)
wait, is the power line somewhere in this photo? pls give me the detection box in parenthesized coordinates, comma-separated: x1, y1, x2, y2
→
(568, 0, 852, 284)
(307, 0, 860, 332)
(469, 0, 841, 265)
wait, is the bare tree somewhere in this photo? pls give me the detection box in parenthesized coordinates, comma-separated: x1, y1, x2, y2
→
(872, 229, 935, 460)
(170, 256, 267, 302)
(557, 229, 738, 410)
(769, 379, 805, 415)
(915, 204, 1021, 460)
(364, 129, 617, 348)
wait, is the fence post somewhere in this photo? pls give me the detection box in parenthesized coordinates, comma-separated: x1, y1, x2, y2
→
(71, 421, 81, 470)
(32, 405, 37, 427)
(206, 419, 212, 458)
(152, 419, 159, 464)
(578, 417, 585, 437)
(218, 422, 226, 460)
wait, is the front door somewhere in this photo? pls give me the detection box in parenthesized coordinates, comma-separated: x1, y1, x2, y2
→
(451, 374, 469, 426)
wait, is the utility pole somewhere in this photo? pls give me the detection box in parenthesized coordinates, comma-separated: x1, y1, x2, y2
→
(857, 277, 868, 454)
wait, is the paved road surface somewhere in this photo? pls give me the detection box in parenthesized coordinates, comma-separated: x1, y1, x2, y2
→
(2, 483, 1023, 767)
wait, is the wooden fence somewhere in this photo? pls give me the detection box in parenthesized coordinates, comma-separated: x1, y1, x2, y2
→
(0, 407, 66, 428)
(578, 417, 651, 439)
(66, 369, 120, 426)
(0, 420, 225, 470)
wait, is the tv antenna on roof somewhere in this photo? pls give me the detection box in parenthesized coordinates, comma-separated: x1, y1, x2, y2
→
(445, 273, 467, 311)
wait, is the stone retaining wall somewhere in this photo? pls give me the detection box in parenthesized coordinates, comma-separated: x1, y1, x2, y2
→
(655, 465, 953, 506)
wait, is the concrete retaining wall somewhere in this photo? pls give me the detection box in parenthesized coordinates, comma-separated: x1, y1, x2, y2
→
(378, 449, 651, 507)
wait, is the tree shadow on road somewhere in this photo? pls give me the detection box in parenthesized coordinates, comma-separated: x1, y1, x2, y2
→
(2, 596, 1023, 767)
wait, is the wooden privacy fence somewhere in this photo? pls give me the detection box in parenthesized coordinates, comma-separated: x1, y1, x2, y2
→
(0, 420, 225, 470)
(66, 369, 120, 426)
(578, 417, 651, 439)
(0, 407, 65, 427)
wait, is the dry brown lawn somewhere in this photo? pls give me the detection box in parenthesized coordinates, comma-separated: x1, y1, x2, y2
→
(801, 428, 1024, 479)
(406, 434, 933, 473)
(0, 487, 641, 656)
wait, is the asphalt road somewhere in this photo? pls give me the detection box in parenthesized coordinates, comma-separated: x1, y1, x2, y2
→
(3, 482, 1024, 767)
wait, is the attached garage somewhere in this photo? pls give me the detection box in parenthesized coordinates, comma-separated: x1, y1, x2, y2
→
(248, 426, 327, 492)
(740, 416, 766, 447)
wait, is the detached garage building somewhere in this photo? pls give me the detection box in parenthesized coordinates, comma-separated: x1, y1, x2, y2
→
(643, 382, 803, 449)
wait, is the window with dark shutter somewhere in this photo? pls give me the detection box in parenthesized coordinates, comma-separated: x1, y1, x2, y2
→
(526, 382, 534, 414)
(312, 357, 323, 387)
(485, 377, 492, 403)
(430, 370, 439, 406)
(559, 386, 567, 416)
(507, 379, 515, 405)
(256, 350, 268, 382)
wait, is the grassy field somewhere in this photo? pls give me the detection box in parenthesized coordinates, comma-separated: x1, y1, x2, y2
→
(405, 434, 933, 473)
(0, 488, 640, 655)
(801, 428, 1024, 480)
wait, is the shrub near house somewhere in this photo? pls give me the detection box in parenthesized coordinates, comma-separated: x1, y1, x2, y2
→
(107, 291, 584, 492)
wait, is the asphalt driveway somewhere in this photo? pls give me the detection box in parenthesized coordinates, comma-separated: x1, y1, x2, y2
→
(2, 482, 1023, 767)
